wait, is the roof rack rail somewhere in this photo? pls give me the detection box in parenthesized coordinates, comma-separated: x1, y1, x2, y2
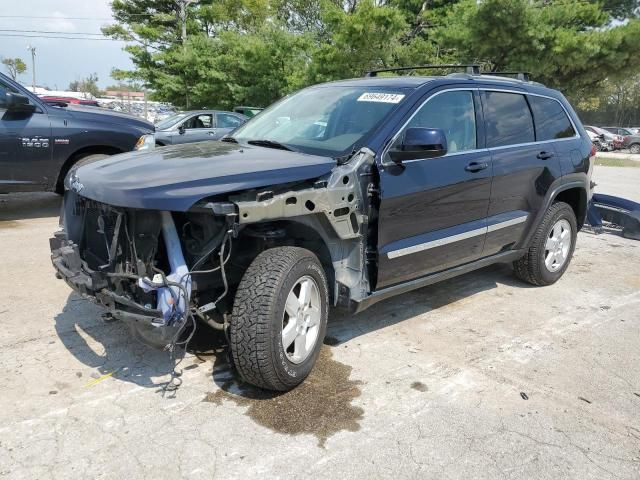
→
(485, 71, 530, 82)
(364, 64, 481, 77)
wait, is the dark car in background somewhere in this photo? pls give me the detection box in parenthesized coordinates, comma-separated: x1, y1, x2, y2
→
(141, 110, 247, 148)
(0, 72, 154, 193)
(233, 106, 263, 118)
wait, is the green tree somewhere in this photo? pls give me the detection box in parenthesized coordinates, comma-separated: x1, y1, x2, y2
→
(105, 0, 640, 108)
(434, 0, 640, 95)
(305, 0, 409, 82)
(1, 57, 27, 81)
(69, 73, 101, 98)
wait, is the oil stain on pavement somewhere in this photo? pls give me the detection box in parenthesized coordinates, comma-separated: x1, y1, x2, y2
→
(203, 346, 363, 447)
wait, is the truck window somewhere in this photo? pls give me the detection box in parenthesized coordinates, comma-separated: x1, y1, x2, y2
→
(528, 95, 575, 140)
(401, 90, 477, 154)
(484, 91, 535, 148)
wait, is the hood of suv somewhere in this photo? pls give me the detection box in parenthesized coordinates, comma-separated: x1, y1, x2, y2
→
(69, 141, 336, 211)
(60, 104, 154, 131)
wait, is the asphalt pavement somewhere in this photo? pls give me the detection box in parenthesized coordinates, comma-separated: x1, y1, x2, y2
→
(0, 166, 638, 479)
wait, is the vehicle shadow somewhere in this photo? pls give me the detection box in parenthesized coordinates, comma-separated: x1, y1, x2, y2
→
(0, 192, 61, 221)
(53, 262, 525, 392)
(53, 292, 227, 390)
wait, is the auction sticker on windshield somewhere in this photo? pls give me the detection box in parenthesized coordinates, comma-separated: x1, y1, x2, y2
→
(357, 92, 405, 103)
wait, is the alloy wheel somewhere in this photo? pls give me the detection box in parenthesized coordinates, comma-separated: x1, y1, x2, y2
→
(282, 275, 321, 364)
(544, 219, 572, 272)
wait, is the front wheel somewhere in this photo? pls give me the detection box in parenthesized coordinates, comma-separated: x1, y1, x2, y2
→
(56, 153, 109, 194)
(513, 202, 577, 286)
(629, 143, 640, 155)
(229, 247, 329, 391)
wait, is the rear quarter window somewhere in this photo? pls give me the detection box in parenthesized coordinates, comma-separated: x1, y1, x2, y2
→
(528, 95, 576, 140)
(483, 91, 535, 147)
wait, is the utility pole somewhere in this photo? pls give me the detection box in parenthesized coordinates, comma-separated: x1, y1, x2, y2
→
(27, 45, 36, 91)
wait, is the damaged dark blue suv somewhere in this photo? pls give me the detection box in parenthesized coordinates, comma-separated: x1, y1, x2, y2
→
(50, 66, 593, 391)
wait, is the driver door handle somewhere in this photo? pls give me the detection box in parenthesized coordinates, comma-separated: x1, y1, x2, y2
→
(537, 151, 554, 160)
(465, 161, 489, 172)
(208, 130, 217, 136)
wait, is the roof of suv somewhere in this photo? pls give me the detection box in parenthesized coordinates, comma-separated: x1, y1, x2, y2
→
(318, 73, 556, 96)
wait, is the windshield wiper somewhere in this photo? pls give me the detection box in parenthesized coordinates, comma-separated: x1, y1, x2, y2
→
(246, 139, 297, 152)
(220, 136, 238, 143)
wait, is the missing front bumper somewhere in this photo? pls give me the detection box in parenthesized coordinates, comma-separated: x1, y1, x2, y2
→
(50, 230, 165, 327)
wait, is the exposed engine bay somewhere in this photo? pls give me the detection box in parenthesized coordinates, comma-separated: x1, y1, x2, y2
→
(50, 148, 377, 350)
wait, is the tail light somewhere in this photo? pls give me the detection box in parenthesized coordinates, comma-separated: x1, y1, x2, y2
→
(590, 144, 597, 158)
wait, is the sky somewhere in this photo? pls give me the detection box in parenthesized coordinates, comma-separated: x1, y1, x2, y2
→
(0, 0, 134, 89)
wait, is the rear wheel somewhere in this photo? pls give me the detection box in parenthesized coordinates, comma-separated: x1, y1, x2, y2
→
(229, 247, 329, 391)
(513, 201, 577, 286)
(629, 143, 640, 154)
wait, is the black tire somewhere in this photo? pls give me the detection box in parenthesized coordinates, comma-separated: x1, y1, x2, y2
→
(55, 153, 109, 194)
(629, 143, 640, 155)
(513, 201, 577, 286)
(229, 247, 329, 391)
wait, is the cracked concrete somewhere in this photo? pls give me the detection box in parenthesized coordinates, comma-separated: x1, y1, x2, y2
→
(0, 165, 639, 479)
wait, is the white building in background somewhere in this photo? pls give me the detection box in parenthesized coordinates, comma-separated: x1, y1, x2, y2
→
(22, 85, 95, 99)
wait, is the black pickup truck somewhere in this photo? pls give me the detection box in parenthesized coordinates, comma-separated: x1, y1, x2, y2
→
(0, 72, 153, 194)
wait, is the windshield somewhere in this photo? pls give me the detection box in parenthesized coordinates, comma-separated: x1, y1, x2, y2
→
(156, 113, 188, 130)
(231, 86, 410, 157)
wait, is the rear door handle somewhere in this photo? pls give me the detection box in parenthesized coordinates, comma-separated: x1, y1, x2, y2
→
(537, 151, 554, 160)
(465, 161, 489, 172)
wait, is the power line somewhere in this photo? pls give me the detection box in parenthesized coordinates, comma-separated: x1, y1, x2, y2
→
(0, 29, 105, 35)
(0, 14, 155, 20)
(0, 33, 121, 41)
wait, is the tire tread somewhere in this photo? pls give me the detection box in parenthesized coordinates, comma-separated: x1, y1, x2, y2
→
(513, 201, 576, 286)
(230, 247, 325, 391)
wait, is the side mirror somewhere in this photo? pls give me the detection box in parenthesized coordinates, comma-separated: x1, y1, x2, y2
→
(1, 92, 36, 113)
(388, 127, 447, 163)
(178, 124, 186, 135)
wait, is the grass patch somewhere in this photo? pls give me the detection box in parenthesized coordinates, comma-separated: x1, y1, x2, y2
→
(594, 157, 640, 168)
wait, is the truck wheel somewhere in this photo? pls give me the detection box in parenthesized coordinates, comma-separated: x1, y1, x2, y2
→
(55, 153, 109, 194)
(513, 201, 577, 286)
(630, 143, 640, 154)
(229, 247, 329, 391)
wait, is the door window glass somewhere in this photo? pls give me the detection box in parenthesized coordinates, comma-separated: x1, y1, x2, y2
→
(183, 114, 212, 129)
(484, 92, 535, 147)
(217, 113, 243, 128)
(398, 90, 476, 154)
(528, 95, 575, 140)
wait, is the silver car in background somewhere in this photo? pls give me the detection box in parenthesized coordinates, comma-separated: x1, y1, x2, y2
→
(136, 110, 248, 150)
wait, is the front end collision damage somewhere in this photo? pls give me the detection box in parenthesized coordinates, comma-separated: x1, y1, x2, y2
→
(50, 148, 378, 349)
(229, 148, 378, 306)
